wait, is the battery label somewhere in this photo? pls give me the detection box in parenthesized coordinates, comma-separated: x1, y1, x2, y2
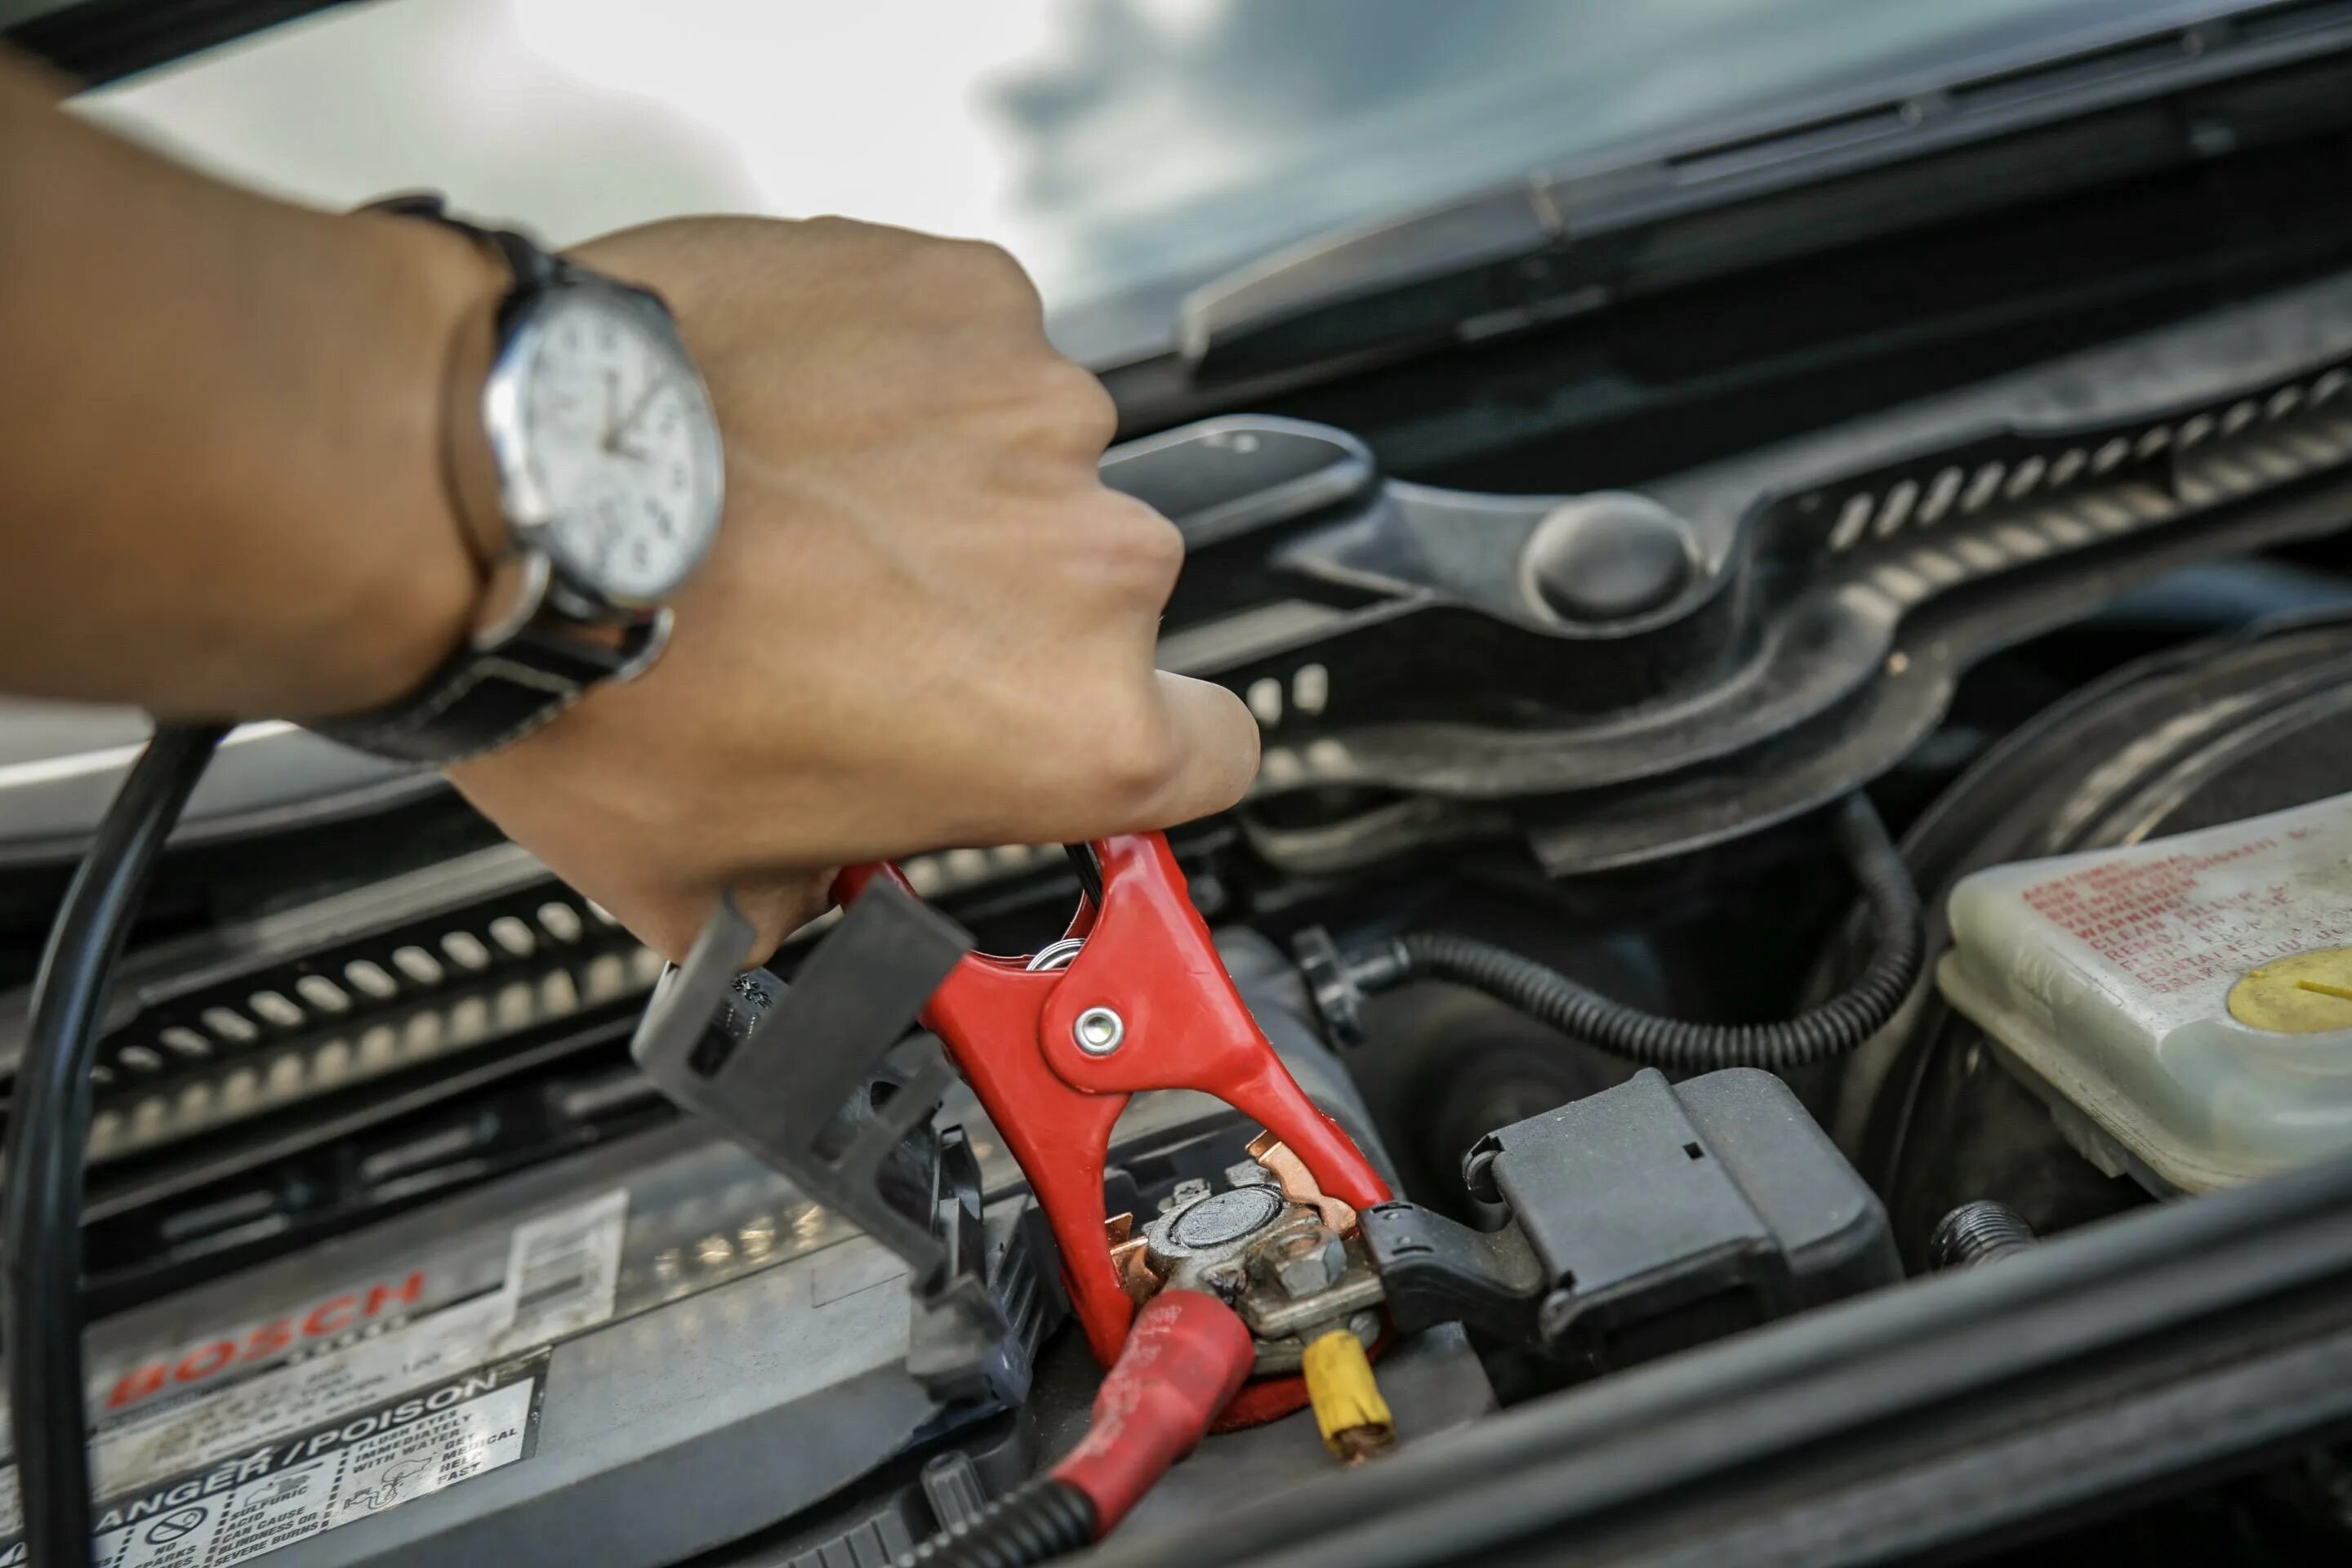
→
(96, 1270, 439, 1419)
(0, 1189, 626, 1538)
(0, 1352, 547, 1568)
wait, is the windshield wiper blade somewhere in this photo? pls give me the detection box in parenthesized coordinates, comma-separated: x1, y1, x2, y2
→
(1179, 0, 2352, 385)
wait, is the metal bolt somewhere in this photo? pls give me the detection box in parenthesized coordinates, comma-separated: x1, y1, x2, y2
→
(1266, 1227, 1347, 1298)
(1931, 1200, 2035, 1269)
(1072, 1005, 1125, 1055)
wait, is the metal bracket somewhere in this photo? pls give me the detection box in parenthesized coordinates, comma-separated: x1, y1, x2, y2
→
(630, 881, 973, 1292)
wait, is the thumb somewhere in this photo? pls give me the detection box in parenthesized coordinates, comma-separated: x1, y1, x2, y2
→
(1120, 671, 1258, 831)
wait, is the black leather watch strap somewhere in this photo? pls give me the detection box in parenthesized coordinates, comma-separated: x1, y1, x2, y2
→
(312, 194, 667, 767)
(368, 190, 562, 293)
(313, 615, 667, 766)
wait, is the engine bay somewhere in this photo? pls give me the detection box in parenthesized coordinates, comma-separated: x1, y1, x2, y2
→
(13, 283, 2352, 1563)
(14, 7, 2352, 1563)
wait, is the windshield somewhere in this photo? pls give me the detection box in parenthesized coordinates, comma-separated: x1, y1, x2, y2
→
(82, 0, 2157, 361)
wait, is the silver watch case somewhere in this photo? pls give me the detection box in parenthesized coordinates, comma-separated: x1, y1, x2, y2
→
(470, 277, 724, 672)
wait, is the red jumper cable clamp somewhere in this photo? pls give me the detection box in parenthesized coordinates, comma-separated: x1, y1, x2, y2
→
(835, 833, 1392, 1367)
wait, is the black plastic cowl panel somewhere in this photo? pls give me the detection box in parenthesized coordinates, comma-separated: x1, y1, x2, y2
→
(1120, 278, 2352, 874)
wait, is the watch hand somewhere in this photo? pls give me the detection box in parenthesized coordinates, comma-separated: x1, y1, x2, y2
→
(599, 369, 621, 448)
(609, 375, 672, 447)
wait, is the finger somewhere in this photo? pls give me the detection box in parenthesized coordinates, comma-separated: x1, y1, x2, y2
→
(579, 884, 708, 970)
(729, 871, 840, 966)
(524, 867, 831, 970)
(1117, 671, 1260, 831)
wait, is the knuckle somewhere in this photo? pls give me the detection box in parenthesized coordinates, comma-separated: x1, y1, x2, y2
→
(1091, 494, 1185, 595)
(943, 237, 1040, 307)
(1077, 702, 1184, 814)
(996, 359, 1118, 463)
(1029, 359, 1119, 442)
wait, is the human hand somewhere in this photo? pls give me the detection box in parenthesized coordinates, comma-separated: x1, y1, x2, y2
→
(445, 216, 1258, 961)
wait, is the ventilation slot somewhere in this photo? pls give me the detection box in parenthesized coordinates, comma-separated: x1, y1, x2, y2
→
(1794, 358, 2352, 587)
(488, 916, 537, 957)
(1917, 467, 1963, 525)
(1292, 662, 1330, 715)
(1962, 463, 2006, 513)
(1874, 479, 1918, 538)
(1829, 494, 1874, 552)
(158, 1027, 211, 1060)
(201, 1006, 257, 1045)
(295, 975, 350, 1013)
(57, 873, 657, 1165)
(344, 960, 399, 999)
(440, 931, 492, 971)
(247, 990, 303, 1029)
(392, 946, 443, 986)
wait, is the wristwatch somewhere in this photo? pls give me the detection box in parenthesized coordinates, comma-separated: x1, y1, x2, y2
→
(314, 194, 727, 764)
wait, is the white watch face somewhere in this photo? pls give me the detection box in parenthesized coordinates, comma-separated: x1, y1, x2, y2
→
(492, 283, 725, 607)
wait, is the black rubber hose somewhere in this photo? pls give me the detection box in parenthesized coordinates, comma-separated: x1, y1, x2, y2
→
(1394, 795, 1922, 1073)
(895, 1477, 1097, 1568)
(2, 723, 225, 1566)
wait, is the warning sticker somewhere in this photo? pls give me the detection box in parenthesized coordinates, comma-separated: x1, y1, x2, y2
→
(0, 1190, 626, 1538)
(0, 1352, 546, 1567)
(2020, 825, 2352, 996)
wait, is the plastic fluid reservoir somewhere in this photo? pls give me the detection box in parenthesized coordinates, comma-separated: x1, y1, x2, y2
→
(1940, 789, 2352, 1193)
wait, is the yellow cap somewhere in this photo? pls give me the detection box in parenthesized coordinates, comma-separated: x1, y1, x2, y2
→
(2230, 947, 2352, 1034)
(1302, 1328, 1396, 1463)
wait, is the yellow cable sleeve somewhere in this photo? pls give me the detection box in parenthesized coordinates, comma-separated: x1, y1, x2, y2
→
(1301, 1328, 1396, 1462)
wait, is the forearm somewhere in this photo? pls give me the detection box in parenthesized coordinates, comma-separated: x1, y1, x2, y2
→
(0, 51, 497, 719)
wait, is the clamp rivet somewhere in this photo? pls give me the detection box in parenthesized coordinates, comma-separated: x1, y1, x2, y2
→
(1073, 1006, 1125, 1056)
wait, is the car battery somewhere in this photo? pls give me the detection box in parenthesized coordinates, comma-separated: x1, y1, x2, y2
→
(0, 937, 1490, 1568)
(2, 1119, 973, 1568)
